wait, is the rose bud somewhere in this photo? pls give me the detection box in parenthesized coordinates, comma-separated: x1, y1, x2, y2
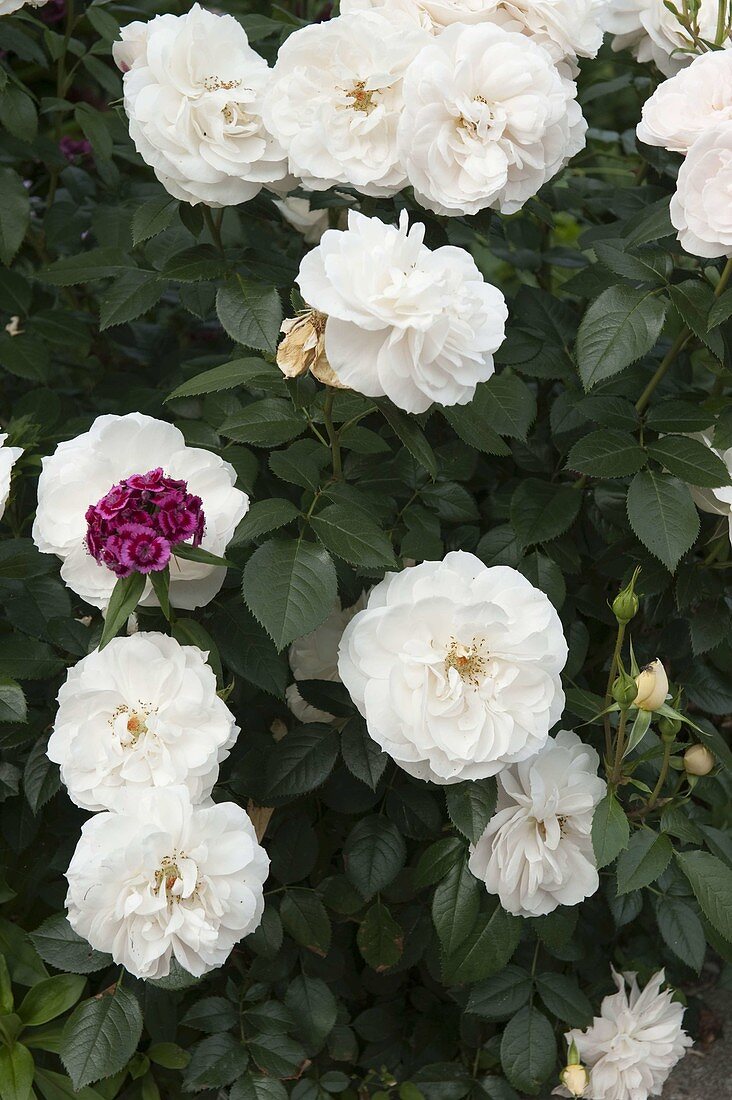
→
(683, 744, 715, 777)
(612, 671, 638, 708)
(634, 659, 669, 712)
(560, 1063, 589, 1097)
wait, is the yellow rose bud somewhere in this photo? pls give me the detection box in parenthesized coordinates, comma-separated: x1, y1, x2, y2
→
(683, 743, 715, 776)
(560, 1063, 589, 1096)
(634, 659, 669, 712)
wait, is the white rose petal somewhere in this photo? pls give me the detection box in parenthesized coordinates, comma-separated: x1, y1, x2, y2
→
(606, 0, 727, 76)
(565, 970, 692, 1100)
(0, 433, 23, 521)
(287, 593, 368, 723)
(468, 730, 606, 917)
(113, 3, 288, 207)
(32, 412, 249, 611)
(48, 632, 238, 811)
(296, 211, 508, 413)
(637, 51, 732, 153)
(0, 0, 47, 14)
(337, 551, 568, 784)
(670, 121, 732, 258)
(397, 23, 587, 217)
(65, 786, 269, 980)
(263, 13, 430, 196)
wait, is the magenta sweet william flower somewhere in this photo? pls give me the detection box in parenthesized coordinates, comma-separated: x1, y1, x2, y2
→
(84, 468, 205, 579)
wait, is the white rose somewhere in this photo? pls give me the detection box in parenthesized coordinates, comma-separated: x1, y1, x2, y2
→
(606, 0, 727, 75)
(296, 211, 508, 413)
(397, 24, 587, 217)
(113, 4, 288, 207)
(337, 552, 567, 784)
(468, 730, 606, 917)
(670, 121, 732, 258)
(637, 51, 732, 153)
(274, 196, 330, 245)
(0, 433, 22, 521)
(32, 412, 249, 611)
(48, 632, 238, 811)
(685, 431, 732, 536)
(65, 786, 269, 980)
(263, 13, 429, 196)
(0, 0, 47, 14)
(565, 970, 692, 1100)
(287, 594, 368, 723)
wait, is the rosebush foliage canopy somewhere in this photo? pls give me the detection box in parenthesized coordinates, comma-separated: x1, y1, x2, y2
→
(0, 1, 731, 1099)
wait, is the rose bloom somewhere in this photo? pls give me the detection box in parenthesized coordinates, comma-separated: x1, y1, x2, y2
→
(563, 970, 692, 1100)
(288, 594, 368, 723)
(0, 433, 22, 521)
(468, 730, 606, 917)
(605, 0, 726, 76)
(337, 552, 567, 784)
(637, 51, 732, 154)
(48, 633, 238, 811)
(65, 786, 269, 980)
(296, 211, 508, 413)
(0, 0, 47, 14)
(263, 12, 429, 196)
(341, 0, 605, 70)
(397, 23, 587, 217)
(32, 413, 249, 611)
(670, 121, 732, 258)
(113, 3, 287, 207)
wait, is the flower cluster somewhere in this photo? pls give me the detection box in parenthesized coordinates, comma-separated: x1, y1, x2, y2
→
(636, 50, 732, 257)
(85, 467, 204, 579)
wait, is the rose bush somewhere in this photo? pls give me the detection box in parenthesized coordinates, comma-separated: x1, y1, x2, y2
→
(0, 0, 731, 1099)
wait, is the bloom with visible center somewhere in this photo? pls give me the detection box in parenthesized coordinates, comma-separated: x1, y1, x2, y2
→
(637, 50, 732, 154)
(113, 3, 288, 207)
(605, 0, 727, 76)
(296, 211, 508, 413)
(670, 121, 732, 258)
(65, 786, 269, 979)
(288, 593, 368, 723)
(33, 412, 249, 611)
(48, 632, 238, 811)
(563, 970, 692, 1099)
(468, 730, 606, 916)
(397, 23, 587, 216)
(263, 12, 430, 195)
(0, 433, 23, 522)
(84, 468, 204, 579)
(337, 552, 567, 784)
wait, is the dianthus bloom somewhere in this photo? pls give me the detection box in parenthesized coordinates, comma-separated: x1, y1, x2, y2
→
(563, 970, 692, 1099)
(288, 594, 368, 723)
(605, 0, 726, 76)
(65, 786, 269, 980)
(263, 13, 429, 195)
(113, 3, 288, 206)
(48, 633, 238, 811)
(397, 23, 587, 216)
(670, 121, 732, 258)
(637, 50, 732, 153)
(33, 413, 249, 610)
(0, 433, 22, 521)
(468, 731, 606, 917)
(296, 211, 508, 413)
(84, 467, 204, 579)
(338, 552, 567, 784)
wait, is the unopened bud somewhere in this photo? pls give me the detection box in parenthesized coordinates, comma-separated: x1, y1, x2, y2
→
(635, 659, 669, 712)
(612, 568, 640, 624)
(658, 716, 681, 741)
(612, 671, 638, 708)
(560, 1063, 589, 1097)
(683, 744, 715, 776)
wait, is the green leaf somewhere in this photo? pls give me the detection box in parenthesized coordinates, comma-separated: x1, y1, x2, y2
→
(60, 988, 143, 1090)
(627, 470, 699, 572)
(647, 435, 731, 488)
(592, 792, 630, 869)
(441, 402, 511, 456)
(593, 241, 670, 285)
(344, 816, 407, 899)
(211, 602, 287, 698)
(0, 1043, 34, 1100)
(242, 538, 337, 651)
(669, 280, 724, 358)
(534, 974, 593, 1027)
(131, 197, 178, 246)
(33, 1068, 106, 1100)
(0, 636, 64, 680)
(171, 543, 230, 568)
(280, 890, 331, 956)
(566, 430, 646, 478)
(180, 998, 238, 1035)
(310, 503, 397, 569)
(341, 718, 388, 791)
(466, 966, 532, 1021)
(162, 245, 225, 283)
(0, 677, 27, 723)
(655, 897, 706, 972)
(99, 573, 146, 650)
(99, 270, 164, 331)
(0, 168, 30, 266)
(0, 85, 37, 141)
(216, 277, 282, 355)
(708, 287, 732, 329)
(576, 286, 667, 391)
(414, 838, 466, 889)
(149, 569, 171, 621)
(500, 1006, 557, 1096)
(616, 830, 673, 894)
(220, 398, 306, 447)
(442, 903, 521, 984)
(183, 1035, 249, 1091)
(231, 1074, 288, 1100)
(166, 358, 278, 401)
(357, 901, 404, 971)
(40, 249, 136, 286)
(284, 976, 338, 1051)
(479, 373, 538, 440)
(445, 780, 497, 845)
(510, 479, 581, 546)
(232, 499, 300, 545)
(18, 975, 85, 1027)
(432, 861, 481, 954)
(247, 1033, 306, 1079)
(263, 727, 339, 801)
(374, 399, 437, 479)
(675, 850, 732, 943)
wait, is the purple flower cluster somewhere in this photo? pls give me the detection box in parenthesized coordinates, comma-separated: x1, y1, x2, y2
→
(85, 468, 205, 578)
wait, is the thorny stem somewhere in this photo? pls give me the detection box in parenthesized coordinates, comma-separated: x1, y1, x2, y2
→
(647, 740, 673, 810)
(611, 708, 629, 786)
(202, 206, 226, 258)
(603, 623, 626, 762)
(323, 389, 342, 480)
